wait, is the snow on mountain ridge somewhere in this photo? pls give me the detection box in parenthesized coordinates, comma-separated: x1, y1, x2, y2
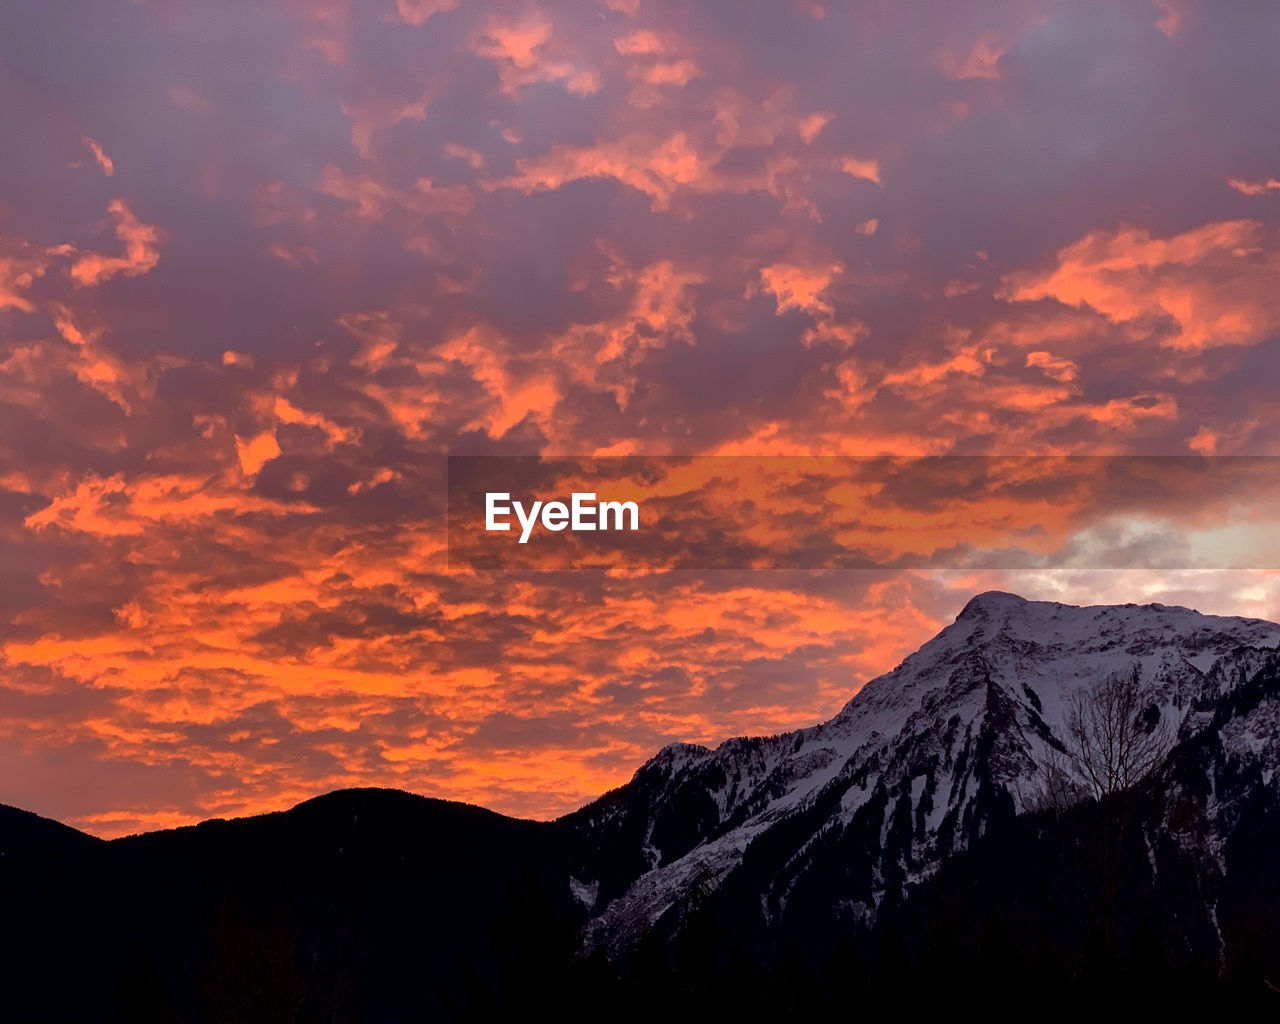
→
(831, 591, 1280, 736)
(580, 592, 1280, 955)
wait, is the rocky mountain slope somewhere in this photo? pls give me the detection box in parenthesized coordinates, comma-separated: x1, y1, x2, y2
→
(562, 591, 1280, 955)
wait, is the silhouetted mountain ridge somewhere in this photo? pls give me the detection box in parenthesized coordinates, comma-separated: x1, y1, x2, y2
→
(0, 802, 102, 860)
(8, 593, 1280, 1019)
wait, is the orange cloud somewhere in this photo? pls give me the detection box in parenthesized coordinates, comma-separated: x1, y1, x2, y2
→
(1186, 414, 1262, 455)
(471, 12, 599, 96)
(1025, 349, 1078, 383)
(757, 259, 843, 317)
(222, 350, 256, 369)
(437, 325, 561, 439)
(614, 29, 673, 57)
(273, 396, 361, 448)
(235, 431, 281, 475)
(1153, 0, 1189, 38)
(614, 27, 700, 100)
(838, 155, 881, 184)
(475, 13, 552, 68)
(1002, 219, 1280, 351)
(553, 257, 703, 410)
(393, 0, 457, 25)
(635, 59, 699, 87)
(443, 142, 486, 170)
(319, 166, 474, 219)
(494, 132, 708, 211)
(493, 79, 844, 216)
(0, 291, 159, 416)
(268, 241, 319, 264)
(23, 470, 311, 539)
(67, 201, 161, 287)
(0, 249, 47, 313)
(881, 342, 988, 393)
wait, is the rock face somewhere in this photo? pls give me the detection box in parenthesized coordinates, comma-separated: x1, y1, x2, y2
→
(562, 591, 1280, 956)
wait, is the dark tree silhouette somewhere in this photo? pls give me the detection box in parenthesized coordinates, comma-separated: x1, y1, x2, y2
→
(1038, 665, 1174, 956)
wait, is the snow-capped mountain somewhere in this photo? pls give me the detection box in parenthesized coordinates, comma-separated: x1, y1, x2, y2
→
(564, 591, 1280, 955)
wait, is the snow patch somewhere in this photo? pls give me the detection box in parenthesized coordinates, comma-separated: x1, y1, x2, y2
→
(570, 876, 599, 910)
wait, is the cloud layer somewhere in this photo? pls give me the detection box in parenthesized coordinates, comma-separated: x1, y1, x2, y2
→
(2, 0, 1280, 834)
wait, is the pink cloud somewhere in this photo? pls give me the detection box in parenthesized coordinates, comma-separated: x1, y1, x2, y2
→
(81, 137, 114, 177)
(392, 0, 457, 26)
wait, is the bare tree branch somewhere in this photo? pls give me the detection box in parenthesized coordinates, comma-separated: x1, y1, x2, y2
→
(1034, 664, 1175, 955)
(1062, 665, 1173, 802)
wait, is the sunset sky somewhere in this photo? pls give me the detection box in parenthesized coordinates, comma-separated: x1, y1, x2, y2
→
(3, 0, 1280, 837)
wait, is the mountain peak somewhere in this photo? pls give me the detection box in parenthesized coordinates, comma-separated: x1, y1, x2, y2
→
(956, 590, 1029, 620)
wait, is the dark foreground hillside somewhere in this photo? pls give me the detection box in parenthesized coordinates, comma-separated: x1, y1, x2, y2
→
(0, 790, 582, 1022)
(7, 595, 1280, 1020)
(5, 764, 1280, 1020)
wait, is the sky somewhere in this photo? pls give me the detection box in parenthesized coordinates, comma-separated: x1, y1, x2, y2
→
(3, 0, 1280, 836)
